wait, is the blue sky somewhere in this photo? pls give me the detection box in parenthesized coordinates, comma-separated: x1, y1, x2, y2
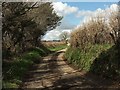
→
(42, 2, 118, 41)
(62, 2, 117, 27)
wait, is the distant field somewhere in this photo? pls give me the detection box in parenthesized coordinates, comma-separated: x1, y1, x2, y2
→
(42, 41, 65, 47)
(42, 41, 67, 51)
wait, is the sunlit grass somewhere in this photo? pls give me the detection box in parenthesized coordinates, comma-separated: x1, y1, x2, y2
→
(65, 44, 120, 78)
(48, 44, 68, 52)
(66, 44, 112, 70)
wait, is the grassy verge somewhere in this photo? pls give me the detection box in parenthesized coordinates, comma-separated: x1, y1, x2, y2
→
(48, 44, 67, 52)
(2, 47, 49, 88)
(65, 44, 120, 79)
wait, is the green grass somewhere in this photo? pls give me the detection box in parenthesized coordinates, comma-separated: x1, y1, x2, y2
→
(2, 44, 66, 88)
(48, 44, 67, 52)
(65, 44, 120, 78)
(2, 47, 49, 88)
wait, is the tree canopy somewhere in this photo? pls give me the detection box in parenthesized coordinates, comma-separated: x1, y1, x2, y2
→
(2, 2, 62, 58)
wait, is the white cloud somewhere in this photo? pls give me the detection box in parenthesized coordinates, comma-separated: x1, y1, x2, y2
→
(77, 4, 118, 23)
(76, 8, 105, 18)
(43, 3, 119, 41)
(52, 2, 79, 16)
(75, 4, 119, 29)
(42, 29, 72, 41)
(42, 30, 61, 40)
(77, 4, 118, 17)
(42, 2, 78, 41)
(109, 4, 118, 11)
(105, 4, 118, 16)
(76, 10, 93, 17)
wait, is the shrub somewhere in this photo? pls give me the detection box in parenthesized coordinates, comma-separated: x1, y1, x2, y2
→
(64, 44, 120, 79)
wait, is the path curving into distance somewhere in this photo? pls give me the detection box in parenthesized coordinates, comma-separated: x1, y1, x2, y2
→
(20, 49, 119, 89)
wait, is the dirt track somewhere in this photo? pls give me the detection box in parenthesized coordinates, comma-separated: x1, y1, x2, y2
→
(21, 49, 120, 89)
